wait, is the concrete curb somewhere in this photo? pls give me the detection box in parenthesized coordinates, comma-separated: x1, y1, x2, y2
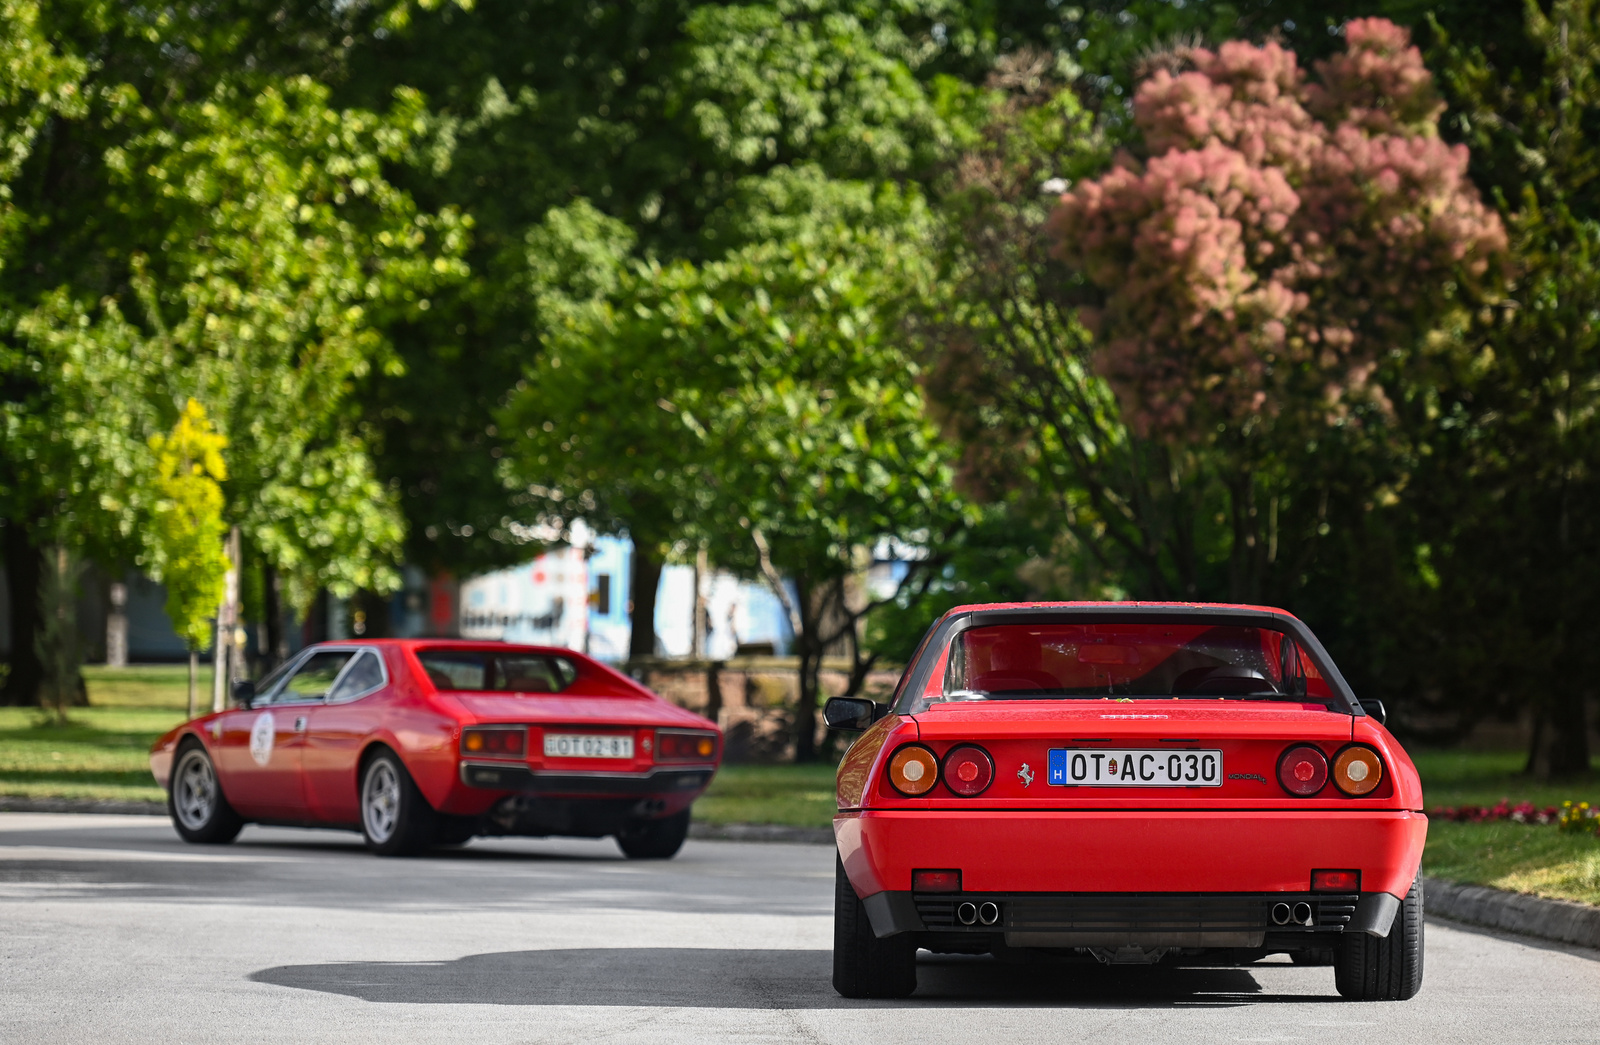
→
(0, 797, 166, 816)
(688, 821, 833, 845)
(1425, 875, 1600, 950)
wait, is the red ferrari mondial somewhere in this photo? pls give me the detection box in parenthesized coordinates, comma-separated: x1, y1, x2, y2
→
(824, 603, 1426, 1001)
(149, 640, 720, 858)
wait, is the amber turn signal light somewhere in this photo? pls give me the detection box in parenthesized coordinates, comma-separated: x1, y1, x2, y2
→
(888, 744, 939, 796)
(1333, 745, 1383, 796)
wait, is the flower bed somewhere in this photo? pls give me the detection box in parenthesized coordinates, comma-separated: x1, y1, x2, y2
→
(1428, 798, 1599, 836)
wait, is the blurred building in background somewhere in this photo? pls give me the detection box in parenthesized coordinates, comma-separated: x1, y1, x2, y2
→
(0, 522, 794, 666)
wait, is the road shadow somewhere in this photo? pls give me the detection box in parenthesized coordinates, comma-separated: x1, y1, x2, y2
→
(251, 948, 1340, 1008)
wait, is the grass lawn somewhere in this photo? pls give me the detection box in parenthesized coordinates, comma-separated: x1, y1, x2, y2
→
(1411, 748, 1600, 907)
(0, 664, 200, 805)
(697, 762, 839, 829)
(4, 672, 1597, 905)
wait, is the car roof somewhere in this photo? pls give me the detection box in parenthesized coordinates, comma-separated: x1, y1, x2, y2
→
(944, 600, 1299, 619)
(303, 638, 580, 657)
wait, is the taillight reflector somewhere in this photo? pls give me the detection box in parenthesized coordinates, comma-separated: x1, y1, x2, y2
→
(913, 869, 962, 892)
(941, 745, 994, 797)
(1312, 869, 1361, 892)
(461, 726, 527, 759)
(1277, 744, 1329, 796)
(655, 730, 718, 762)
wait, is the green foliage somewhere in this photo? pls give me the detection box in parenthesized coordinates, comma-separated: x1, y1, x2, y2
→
(145, 400, 230, 650)
(0, 6, 465, 633)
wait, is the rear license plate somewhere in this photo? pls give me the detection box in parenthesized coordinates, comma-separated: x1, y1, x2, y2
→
(543, 733, 634, 759)
(1047, 748, 1223, 786)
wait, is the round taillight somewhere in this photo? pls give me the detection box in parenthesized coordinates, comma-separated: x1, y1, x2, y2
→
(1277, 744, 1329, 796)
(1333, 745, 1383, 796)
(941, 745, 994, 797)
(888, 745, 939, 796)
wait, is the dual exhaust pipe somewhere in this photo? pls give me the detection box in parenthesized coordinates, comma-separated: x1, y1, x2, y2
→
(956, 901, 1000, 926)
(1271, 901, 1314, 926)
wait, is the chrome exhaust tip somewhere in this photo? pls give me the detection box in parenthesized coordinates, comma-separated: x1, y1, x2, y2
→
(956, 901, 978, 926)
(1271, 902, 1292, 925)
(978, 901, 1000, 926)
(1292, 902, 1313, 926)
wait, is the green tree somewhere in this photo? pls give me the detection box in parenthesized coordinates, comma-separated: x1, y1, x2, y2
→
(1, 1, 461, 702)
(503, 179, 964, 757)
(344, 0, 988, 649)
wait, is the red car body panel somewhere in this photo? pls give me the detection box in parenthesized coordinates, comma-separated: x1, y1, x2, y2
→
(834, 602, 1428, 950)
(151, 640, 720, 834)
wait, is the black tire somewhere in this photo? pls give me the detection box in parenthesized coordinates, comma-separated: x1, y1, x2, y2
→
(832, 853, 917, 999)
(616, 809, 690, 859)
(1336, 878, 1424, 1000)
(167, 741, 244, 844)
(359, 749, 436, 856)
(433, 814, 478, 848)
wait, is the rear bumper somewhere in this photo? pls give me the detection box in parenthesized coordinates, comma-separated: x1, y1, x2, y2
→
(837, 809, 1426, 900)
(862, 889, 1402, 944)
(459, 762, 715, 796)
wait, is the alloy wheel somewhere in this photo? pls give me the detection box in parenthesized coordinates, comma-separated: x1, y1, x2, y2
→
(173, 750, 218, 831)
(363, 760, 401, 844)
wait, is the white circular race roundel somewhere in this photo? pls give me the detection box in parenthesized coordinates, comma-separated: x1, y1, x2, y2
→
(249, 712, 275, 767)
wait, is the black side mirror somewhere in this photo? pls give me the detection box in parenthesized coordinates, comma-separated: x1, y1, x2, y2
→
(823, 696, 879, 731)
(231, 679, 257, 708)
(1359, 698, 1387, 725)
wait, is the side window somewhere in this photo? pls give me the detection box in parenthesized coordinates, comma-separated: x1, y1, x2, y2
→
(274, 651, 353, 704)
(327, 651, 385, 703)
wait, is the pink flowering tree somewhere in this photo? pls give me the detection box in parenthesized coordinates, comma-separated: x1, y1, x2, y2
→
(1047, 19, 1506, 442)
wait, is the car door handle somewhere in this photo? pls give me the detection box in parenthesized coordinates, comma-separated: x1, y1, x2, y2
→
(294, 716, 308, 733)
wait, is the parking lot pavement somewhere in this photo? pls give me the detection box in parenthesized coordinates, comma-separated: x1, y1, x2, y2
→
(2, 812, 1597, 1044)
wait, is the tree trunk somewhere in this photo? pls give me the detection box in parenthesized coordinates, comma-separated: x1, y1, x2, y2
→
(704, 657, 723, 727)
(1, 520, 43, 707)
(628, 543, 664, 660)
(262, 565, 285, 670)
(1227, 470, 1263, 603)
(1524, 690, 1591, 779)
(792, 576, 821, 762)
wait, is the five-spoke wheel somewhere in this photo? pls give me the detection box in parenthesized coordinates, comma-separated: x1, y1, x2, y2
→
(360, 749, 436, 856)
(167, 743, 243, 844)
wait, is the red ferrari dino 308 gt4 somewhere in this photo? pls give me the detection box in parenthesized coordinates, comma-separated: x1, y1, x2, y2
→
(151, 640, 720, 858)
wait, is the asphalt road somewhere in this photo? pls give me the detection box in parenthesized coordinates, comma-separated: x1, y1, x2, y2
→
(1, 812, 1596, 1045)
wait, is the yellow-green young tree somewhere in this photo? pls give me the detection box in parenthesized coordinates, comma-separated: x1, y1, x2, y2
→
(144, 399, 231, 652)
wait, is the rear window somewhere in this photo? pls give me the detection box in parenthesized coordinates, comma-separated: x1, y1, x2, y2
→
(901, 622, 1331, 713)
(416, 650, 579, 693)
